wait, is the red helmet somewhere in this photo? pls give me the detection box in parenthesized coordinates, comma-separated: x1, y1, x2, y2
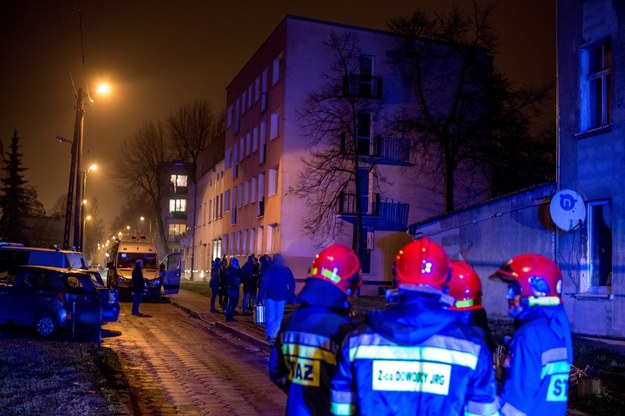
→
(448, 261, 483, 310)
(490, 254, 563, 306)
(309, 243, 362, 296)
(395, 238, 450, 291)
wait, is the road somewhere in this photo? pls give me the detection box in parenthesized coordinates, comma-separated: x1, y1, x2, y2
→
(103, 300, 286, 415)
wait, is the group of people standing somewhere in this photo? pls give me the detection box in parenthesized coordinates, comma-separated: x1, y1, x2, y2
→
(209, 253, 296, 341)
(268, 238, 573, 416)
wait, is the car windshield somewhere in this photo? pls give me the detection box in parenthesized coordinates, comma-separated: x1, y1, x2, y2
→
(67, 253, 88, 269)
(117, 252, 158, 269)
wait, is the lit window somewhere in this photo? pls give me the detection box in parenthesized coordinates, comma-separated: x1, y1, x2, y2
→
(580, 39, 612, 132)
(169, 199, 186, 212)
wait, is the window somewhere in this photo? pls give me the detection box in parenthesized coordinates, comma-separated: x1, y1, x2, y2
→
(270, 111, 280, 140)
(267, 223, 278, 254)
(251, 176, 257, 203)
(237, 184, 243, 209)
(261, 68, 268, 112)
(230, 232, 235, 254)
(249, 229, 255, 255)
(357, 112, 371, 155)
(226, 105, 233, 129)
(580, 39, 612, 132)
(268, 165, 279, 196)
(244, 180, 249, 205)
(170, 174, 188, 193)
(225, 147, 232, 169)
(253, 126, 259, 153)
(242, 229, 248, 255)
(169, 199, 186, 213)
(233, 143, 239, 178)
(234, 97, 240, 133)
(584, 200, 612, 293)
(247, 84, 253, 109)
(212, 238, 222, 260)
(257, 172, 265, 217)
(231, 188, 237, 224)
(272, 54, 282, 86)
(208, 200, 212, 223)
(259, 120, 267, 164)
(246, 132, 251, 157)
(236, 231, 242, 255)
(254, 77, 260, 102)
(239, 138, 244, 161)
(257, 226, 263, 254)
(241, 91, 247, 113)
(223, 234, 229, 255)
(224, 190, 230, 212)
(168, 224, 185, 239)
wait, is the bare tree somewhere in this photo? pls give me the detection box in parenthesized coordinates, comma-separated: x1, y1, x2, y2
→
(388, 2, 553, 211)
(167, 100, 224, 279)
(294, 32, 384, 263)
(110, 121, 171, 253)
(49, 193, 67, 219)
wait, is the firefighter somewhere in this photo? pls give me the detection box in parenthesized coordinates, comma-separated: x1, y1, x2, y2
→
(447, 261, 496, 352)
(331, 238, 498, 416)
(490, 254, 573, 416)
(269, 243, 362, 415)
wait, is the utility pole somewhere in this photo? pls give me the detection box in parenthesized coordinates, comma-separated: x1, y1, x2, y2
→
(72, 88, 84, 250)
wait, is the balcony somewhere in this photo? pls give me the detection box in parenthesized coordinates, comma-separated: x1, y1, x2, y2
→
(337, 192, 409, 232)
(356, 136, 412, 166)
(342, 74, 383, 99)
(169, 184, 188, 195)
(170, 210, 187, 220)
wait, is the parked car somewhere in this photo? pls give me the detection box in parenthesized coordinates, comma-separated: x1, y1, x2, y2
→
(0, 243, 89, 272)
(0, 266, 103, 337)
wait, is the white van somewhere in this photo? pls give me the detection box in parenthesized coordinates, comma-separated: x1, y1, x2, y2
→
(107, 240, 181, 301)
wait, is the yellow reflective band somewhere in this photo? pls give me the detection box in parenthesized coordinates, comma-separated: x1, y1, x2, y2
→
(322, 268, 342, 283)
(331, 401, 355, 416)
(282, 343, 337, 365)
(528, 296, 561, 307)
(455, 299, 474, 308)
(349, 345, 478, 370)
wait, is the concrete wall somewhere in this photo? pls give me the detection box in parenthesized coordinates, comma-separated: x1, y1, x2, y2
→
(411, 184, 557, 317)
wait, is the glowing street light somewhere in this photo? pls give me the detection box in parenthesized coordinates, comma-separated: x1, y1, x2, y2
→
(96, 83, 110, 94)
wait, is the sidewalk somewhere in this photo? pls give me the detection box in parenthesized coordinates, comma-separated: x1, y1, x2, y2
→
(167, 289, 390, 354)
(169, 289, 625, 357)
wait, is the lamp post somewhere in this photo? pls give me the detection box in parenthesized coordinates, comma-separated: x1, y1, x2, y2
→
(78, 164, 97, 252)
(82, 214, 92, 256)
(59, 83, 110, 251)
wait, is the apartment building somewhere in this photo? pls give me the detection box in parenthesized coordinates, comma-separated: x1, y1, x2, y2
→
(191, 16, 490, 292)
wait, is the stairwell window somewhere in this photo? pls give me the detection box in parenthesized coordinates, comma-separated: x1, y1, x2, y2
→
(580, 39, 612, 132)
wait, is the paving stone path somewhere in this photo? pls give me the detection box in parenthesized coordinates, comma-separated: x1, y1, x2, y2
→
(103, 300, 286, 415)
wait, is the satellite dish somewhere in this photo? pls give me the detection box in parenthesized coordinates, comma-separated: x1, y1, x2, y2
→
(550, 189, 586, 231)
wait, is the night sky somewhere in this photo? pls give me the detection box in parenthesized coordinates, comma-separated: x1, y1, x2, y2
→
(0, 0, 555, 228)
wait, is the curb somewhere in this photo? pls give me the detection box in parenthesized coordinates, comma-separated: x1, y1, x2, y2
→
(170, 297, 273, 354)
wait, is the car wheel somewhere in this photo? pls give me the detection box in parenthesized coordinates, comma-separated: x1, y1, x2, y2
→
(35, 314, 58, 337)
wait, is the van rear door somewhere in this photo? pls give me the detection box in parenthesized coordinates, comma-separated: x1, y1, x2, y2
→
(161, 253, 181, 295)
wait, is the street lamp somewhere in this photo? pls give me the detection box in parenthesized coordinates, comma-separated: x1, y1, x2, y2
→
(140, 216, 152, 238)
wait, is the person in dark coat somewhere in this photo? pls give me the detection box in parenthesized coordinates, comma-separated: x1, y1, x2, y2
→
(269, 243, 362, 415)
(131, 259, 145, 316)
(219, 257, 229, 313)
(209, 258, 222, 313)
(259, 253, 296, 342)
(225, 257, 242, 322)
(241, 254, 259, 314)
(258, 255, 272, 288)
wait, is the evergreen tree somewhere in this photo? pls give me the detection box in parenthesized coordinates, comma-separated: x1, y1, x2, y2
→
(0, 130, 30, 242)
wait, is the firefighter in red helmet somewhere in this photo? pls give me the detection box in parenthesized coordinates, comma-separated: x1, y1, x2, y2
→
(331, 238, 498, 416)
(269, 243, 362, 415)
(448, 261, 495, 352)
(490, 254, 573, 416)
